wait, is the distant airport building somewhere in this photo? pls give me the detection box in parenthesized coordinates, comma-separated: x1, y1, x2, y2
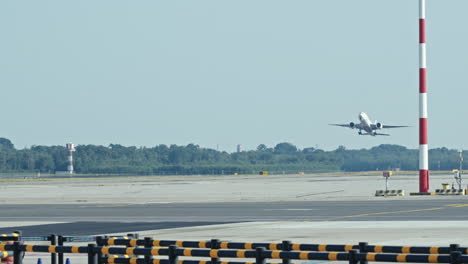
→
(237, 144, 242, 153)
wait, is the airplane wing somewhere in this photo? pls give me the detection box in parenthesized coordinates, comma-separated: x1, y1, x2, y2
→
(361, 132, 390, 136)
(329, 123, 362, 129)
(382, 125, 409, 129)
(329, 124, 351, 128)
(374, 133, 390, 136)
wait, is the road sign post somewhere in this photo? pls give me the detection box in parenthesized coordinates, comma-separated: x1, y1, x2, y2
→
(383, 171, 392, 192)
(457, 150, 463, 190)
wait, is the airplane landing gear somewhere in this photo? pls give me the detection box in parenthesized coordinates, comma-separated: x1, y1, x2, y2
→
(358, 130, 362, 135)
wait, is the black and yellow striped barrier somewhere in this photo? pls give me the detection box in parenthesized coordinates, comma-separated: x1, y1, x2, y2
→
(363, 245, 463, 255)
(434, 189, 465, 195)
(103, 258, 291, 264)
(11, 235, 468, 262)
(102, 238, 283, 251)
(375, 190, 405, 196)
(100, 238, 468, 255)
(290, 244, 467, 255)
(357, 252, 453, 263)
(0, 244, 88, 254)
(3, 242, 468, 264)
(99, 250, 467, 264)
(2, 243, 467, 263)
(0, 233, 20, 241)
(75, 247, 468, 263)
(104, 258, 262, 264)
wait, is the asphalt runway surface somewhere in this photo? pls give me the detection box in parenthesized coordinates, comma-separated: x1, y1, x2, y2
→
(0, 222, 232, 236)
(1, 199, 468, 235)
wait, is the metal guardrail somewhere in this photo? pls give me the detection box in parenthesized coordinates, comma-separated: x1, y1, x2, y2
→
(0, 233, 137, 264)
(0, 233, 20, 241)
(2, 233, 468, 264)
(5, 235, 466, 255)
(0, 243, 467, 264)
(101, 238, 468, 255)
(103, 259, 256, 264)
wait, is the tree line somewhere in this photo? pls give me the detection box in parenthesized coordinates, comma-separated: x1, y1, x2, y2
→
(0, 138, 464, 175)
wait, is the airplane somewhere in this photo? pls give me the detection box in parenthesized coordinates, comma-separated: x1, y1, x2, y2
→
(330, 112, 408, 136)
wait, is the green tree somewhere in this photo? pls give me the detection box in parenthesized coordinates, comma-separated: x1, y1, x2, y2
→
(0, 138, 14, 150)
(257, 144, 268, 152)
(274, 143, 297, 154)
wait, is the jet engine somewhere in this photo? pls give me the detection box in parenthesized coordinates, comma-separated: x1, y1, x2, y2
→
(376, 122, 383, 129)
(349, 122, 355, 128)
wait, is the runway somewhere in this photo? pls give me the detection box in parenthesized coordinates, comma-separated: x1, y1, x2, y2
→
(1, 199, 467, 236)
(1, 175, 467, 244)
(0, 173, 461, 204)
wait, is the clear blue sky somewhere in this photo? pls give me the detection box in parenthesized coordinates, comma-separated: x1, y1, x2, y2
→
(1, 1, 467, 152)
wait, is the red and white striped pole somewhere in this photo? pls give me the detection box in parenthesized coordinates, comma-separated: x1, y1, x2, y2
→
(419, 0, 429, 192)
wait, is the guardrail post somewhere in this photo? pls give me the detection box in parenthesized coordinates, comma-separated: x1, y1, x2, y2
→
(281, 240, 291, 264)
(256, 247, 266, 264)
(88, 244, 97, 264)
(58, 235, 64, 264)
(13, 241, 23, 264)
(168, 245, 178, 264)
(144, 237, 153, 264)
(210, 239, 220, 264)
(13, 230, 22, 241)
(96, 236, 104, 264)
(358, 242, 368, 264)
(450, 251, 461, 264)
(49, 234, 58, 264)
(348, 250, 358, 264)
(450, 244, 460, 253)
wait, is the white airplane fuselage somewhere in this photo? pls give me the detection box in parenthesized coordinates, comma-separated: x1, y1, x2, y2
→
(358, 112, 374, 134)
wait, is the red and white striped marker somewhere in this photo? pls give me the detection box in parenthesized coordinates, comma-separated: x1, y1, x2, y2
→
(419, 0, 429, 192)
